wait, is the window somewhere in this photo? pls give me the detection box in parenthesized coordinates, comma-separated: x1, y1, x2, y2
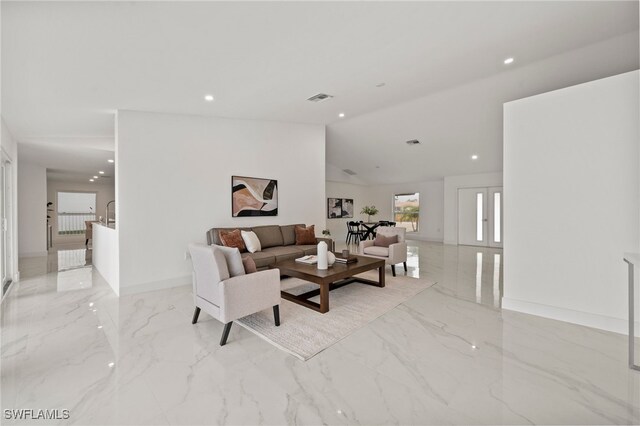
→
(393, 192, 419, 233)
(57, 192, 96, 235)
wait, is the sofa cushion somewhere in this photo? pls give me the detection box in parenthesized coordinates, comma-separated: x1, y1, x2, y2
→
(374, 234, 398, 248)
(219, 229, 246, 251)
(295, 245, 318, 256)
(295, 225, 316, 245)
(281, 224, 305, 246)
(207, 227, 252, 247)
(241, 230, 262, 253)
(363, 246, 389, 257)
(252, 225, 284, 249)
(245, 251, 276, 269)
(262, 246, 304, 262)
(214, 245, 246, 277)
(242, 256, 257, 274)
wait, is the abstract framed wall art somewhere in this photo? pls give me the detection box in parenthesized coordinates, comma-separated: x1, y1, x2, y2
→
(232, 176, 278, 217)
(327, 198, 354, 218)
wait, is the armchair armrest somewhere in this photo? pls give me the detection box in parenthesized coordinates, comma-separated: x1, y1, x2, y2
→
(219, 269, 281, 323)
(316, 237, 334, 251)
(388, 241, 408, 264)
(359, 239, 374, 254)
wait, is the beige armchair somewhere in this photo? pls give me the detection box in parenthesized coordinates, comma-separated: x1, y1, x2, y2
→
(359, 227, 408, 276)
(188, 243, 281, 346)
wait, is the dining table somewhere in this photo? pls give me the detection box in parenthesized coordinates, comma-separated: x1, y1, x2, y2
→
(360, 222, 381, 240)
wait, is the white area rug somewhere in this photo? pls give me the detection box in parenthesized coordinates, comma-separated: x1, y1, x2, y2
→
(236, 271, 436, 360)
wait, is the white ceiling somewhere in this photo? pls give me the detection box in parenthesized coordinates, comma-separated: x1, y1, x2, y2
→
(18, 138, 115, 184)
(2, 1, 639, 183)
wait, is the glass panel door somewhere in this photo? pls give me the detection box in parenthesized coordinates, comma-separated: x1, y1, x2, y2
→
(488, 187, 503, 248)
(458, 188, 488, 246)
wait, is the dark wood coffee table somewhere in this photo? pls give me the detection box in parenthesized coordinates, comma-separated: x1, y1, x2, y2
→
(274, 255, 385, 314)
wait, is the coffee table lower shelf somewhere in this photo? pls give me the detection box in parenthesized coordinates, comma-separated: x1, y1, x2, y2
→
(275, 256, 386, 314)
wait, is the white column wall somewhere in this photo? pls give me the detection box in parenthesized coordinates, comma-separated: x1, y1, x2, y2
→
(17, 160, 47, 257)
(503, 70, 639, 334)
(116, 110, 326, 294)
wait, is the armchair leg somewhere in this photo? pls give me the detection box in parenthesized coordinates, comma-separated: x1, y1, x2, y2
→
(85, 239, 89, 246)
(220, 322, 233, 346)
(191, 307, 201, 324)
(403, 261, 408, 272)
(391, 265, 396, 277)
(273, 305, 280, 326)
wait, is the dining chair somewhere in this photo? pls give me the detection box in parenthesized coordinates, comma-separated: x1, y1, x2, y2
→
(346, 221, 364, 245)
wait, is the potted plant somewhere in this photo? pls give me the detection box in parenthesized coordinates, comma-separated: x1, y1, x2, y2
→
(322, 229, 331, 237)
(360, 205, 379, 222)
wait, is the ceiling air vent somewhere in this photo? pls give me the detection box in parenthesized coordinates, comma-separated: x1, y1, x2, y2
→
(343, 169, 357, 176)
(307, 93, 334, 102)
(406, 139, 421, 145)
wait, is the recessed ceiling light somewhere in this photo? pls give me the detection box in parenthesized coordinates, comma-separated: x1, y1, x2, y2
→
(108, 362, 115, 368)
(98, 171, 105, 174)
(503, 57, 514, 65)
(471, 154, 478, 160)
(89, 179, 94, 182)
(107, 159, 114, 163)
(204, 94, 214, 102)
(338, 113, 345, 118)
(93, 176, 98, 179)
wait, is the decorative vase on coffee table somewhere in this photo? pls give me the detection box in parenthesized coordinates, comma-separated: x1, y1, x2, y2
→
(317, 241, 328, 270)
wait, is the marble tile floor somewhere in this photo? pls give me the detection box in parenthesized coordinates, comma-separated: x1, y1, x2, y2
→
(1, 241, 639, 425)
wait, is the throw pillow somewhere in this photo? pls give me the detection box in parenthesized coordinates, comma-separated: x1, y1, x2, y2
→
(241, 230, 262, 253)
(374, 234, 398, 248)
(219, 229, 246, 251)
(242, 256, 257, 274)
(295, 225, 316, 245)
(214, 245, 246, 277)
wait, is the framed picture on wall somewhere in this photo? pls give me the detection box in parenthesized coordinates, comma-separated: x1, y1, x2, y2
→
(232, 176, 278, 217)
(327, 198, 354, 218)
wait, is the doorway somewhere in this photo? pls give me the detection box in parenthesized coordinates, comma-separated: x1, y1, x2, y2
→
(458, 187, 502, 247)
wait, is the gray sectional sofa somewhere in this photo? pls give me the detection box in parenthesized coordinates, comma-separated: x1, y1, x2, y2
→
(206, 224, 333, 269)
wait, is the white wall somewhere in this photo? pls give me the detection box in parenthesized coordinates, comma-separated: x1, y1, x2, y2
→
(503, 70, 639, 334)
(46, 180, 115, 246)
(92, 223, 119, 295)
(116, 110, 326, 294)
(367, 180, 445, 242)
(17, 159, 47, 257)
(325, 180, 373, 242)
(443, 172, 503, 245)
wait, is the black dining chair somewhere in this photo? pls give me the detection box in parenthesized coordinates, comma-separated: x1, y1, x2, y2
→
(346, 221, 365, 245)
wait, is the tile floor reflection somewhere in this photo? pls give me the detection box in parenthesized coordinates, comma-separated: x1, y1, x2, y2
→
(1, 241, 638, 425)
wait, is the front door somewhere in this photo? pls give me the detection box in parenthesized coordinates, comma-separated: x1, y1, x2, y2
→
(458, 187, 503, 247)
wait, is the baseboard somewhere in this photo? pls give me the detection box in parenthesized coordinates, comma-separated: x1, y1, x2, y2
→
(119, 275, 191, 296)
(443, 239, 457, 246)
(18, 251, 49, 258)
(406, 235, 444, 243)
(502, 297, 632, 336)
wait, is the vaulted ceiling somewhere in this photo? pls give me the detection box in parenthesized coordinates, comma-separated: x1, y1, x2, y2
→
(3, 1, 638, 183)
